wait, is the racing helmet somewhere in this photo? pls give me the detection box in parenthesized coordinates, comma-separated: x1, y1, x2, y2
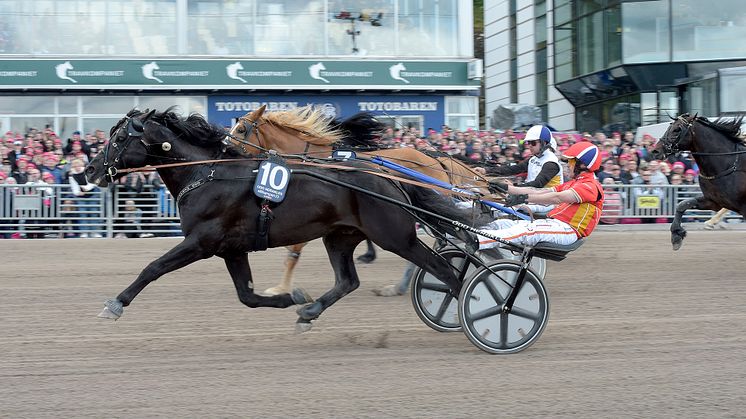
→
(525, 125, 557, 152)
(562, 141, 601, 171)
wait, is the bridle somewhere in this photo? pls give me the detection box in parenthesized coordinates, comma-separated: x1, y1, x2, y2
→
(101, 114, 186, 183)
(102, 116, 147, 183)
(659, 114, 695, 157)
(226, 115, 268, 154)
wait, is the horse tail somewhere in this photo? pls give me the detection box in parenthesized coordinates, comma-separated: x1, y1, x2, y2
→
(333, 113, 385, 149)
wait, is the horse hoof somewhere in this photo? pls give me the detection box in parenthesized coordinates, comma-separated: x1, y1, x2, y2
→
(262, 286, 290, 296)
(372, 284, 404, 297)
(671, 237, 684, 251)
(291, 288, 314, 305)
(295, 320, 313, 334)
(356, 254, 376, 264)
(97, 299, 123, 320)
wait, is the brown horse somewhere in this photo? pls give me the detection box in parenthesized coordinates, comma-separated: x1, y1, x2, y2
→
(227, 105, 491, 295)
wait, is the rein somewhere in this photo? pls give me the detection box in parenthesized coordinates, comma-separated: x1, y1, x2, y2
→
(229, 116, 488, 188)
(115, 155, 492, 201)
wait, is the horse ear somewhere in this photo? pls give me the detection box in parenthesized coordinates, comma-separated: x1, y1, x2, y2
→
(248, 104, 267, 121)
(143, 109, 156, 121)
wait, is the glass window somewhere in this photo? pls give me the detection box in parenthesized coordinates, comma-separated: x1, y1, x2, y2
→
(83, 117, 122, 138)
(671, 0, 746, 61)
(81, 97, 135, 114)
(535, 14, 547, 49)
(577, 12, 604, 75)
(396, 0, 457, 56)
(254, 0, 327, 56)
(553, 0, 571, 26)
(58, 97, 78, 115)
(9, 117, 54, 134)
(640, 92, 659, 125)
(446, 96, 476, 114)
(188, 0, 257, 55)
(718, 68, 746, 113)
(575, 0, 604, 17)
(445, 96, 478, 131)
(0, 96, 54, 114)
(0, 0, 176, 56)
(57, 116, 78, 140)
(329, 1, 394, 56)
(554, 22, 574, 82)
(622, 0, 670, 63)
(605, 4, 622, 67)
(536, 71, 548, 104)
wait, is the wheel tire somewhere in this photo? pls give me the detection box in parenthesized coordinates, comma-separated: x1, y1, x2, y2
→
(410, 248, 480, 332)
(458, 260, 549, 354)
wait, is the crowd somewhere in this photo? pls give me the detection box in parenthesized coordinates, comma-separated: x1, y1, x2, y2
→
(0, 127, 164, 238)
(375, 125, 700, 186)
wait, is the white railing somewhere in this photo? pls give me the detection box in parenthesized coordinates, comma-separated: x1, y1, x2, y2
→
(0, 183, 737, 238)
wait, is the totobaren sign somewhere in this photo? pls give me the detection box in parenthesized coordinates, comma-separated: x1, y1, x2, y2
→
(0, 59, 480, 90)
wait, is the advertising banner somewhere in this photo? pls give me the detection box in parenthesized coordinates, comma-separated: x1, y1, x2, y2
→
(0, 59, 479, 90)
(208, 94, 446, 131)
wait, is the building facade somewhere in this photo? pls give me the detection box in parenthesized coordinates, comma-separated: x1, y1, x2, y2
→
(0, 0, 481, 139)
(485, 0, 746, 134)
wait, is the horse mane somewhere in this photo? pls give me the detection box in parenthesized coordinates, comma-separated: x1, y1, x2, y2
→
(262, 106, 345, 145)
(150, 106, 228, 148)
(331, 112, 385, 149)
(698, 115, 746, 143)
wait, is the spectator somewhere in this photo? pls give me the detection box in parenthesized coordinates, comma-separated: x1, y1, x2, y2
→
(600, 177, 624, 225)
(114, 199, 144, 238)
(6, 140, 25, 170)
(670, 161, 686, 181)
(634, 168, 665, 224)
(11, 157, 30, 184)
(683, 169, 698, 185)
(67, 158, 101, 238)
(647, 160, 670, 185)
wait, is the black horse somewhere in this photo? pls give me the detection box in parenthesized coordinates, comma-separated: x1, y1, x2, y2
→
(651, 113, 746, 250)
(86, 109, 487, 331)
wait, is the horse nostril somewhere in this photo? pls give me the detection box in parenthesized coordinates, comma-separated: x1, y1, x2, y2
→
(85, 165, 95, 174)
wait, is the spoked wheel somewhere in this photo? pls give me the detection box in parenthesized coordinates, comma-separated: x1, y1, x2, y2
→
(411, 247, 481, 332)
(458, 260, 549, 354)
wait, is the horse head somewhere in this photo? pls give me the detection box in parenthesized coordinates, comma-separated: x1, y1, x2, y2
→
(86, 109, 158, 187)
(226, 105, 267, 153)
(651, 113, 697, 160)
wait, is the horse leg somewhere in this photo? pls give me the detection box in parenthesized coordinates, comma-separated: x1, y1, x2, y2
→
(296, 231, 365, 333)
(704, 208, 729, 230)
(356, 239, 377, 264)
(671, 196, 717, 250)
(224, 252, 312, 309)
(98, 236, 211, 320)
(263, 243, 306, 296)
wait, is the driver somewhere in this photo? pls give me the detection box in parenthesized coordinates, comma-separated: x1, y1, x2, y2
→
(478, 141, 604, 247)
(481, 125, 563, 214)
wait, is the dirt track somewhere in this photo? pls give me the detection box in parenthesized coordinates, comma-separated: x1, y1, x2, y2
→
(2, 230, 746, 418)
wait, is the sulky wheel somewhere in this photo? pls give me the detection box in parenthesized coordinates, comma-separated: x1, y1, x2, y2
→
(458, 260, 549, 354)
(410, 247, 480, 332)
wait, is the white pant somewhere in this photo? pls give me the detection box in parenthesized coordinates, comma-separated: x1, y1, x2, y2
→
(477, 218, 578, 249)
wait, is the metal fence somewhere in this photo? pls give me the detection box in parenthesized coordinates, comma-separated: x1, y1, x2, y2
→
(0, 184, 180, 238)
(0, 183, 739, 238)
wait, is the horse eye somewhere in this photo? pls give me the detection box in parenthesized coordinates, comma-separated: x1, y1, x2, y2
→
(237, 126, 245, 133)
